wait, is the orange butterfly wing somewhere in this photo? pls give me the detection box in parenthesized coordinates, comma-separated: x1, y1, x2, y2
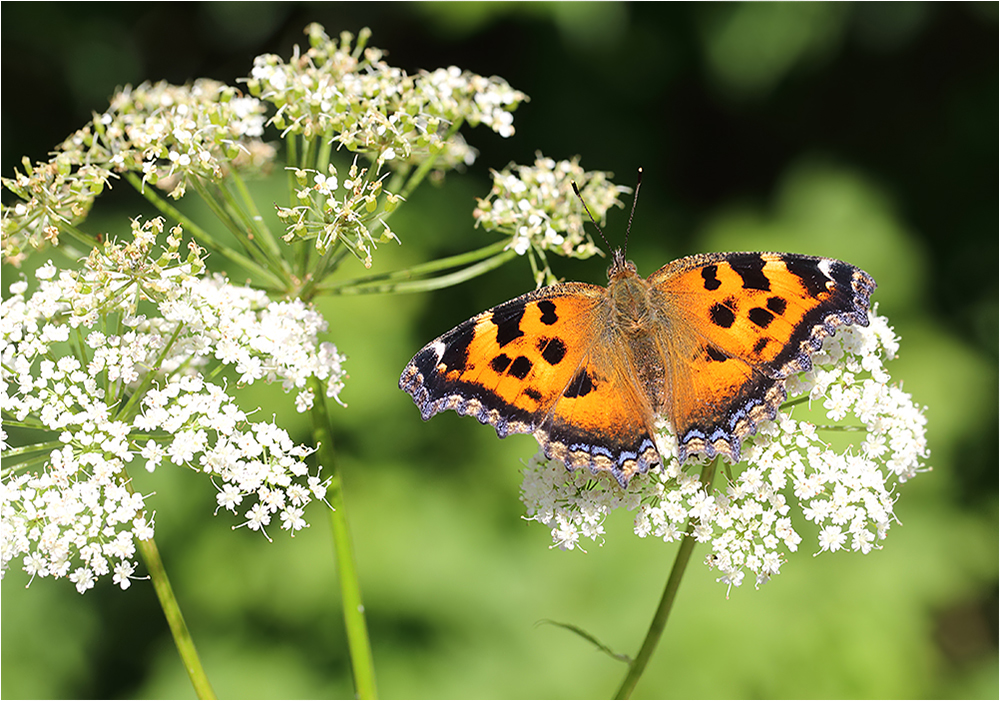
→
(399, 282, 661, 486)
(647, 252, 876, 463)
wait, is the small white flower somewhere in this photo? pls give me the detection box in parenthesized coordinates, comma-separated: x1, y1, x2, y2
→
(112, 560, 137, 590)
(69, 567, 96, 594)
(280, 506, 307, 533)
(817, 525, 847, 552)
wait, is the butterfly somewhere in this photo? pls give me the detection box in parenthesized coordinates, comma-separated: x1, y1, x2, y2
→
(400, 247, 875, 488)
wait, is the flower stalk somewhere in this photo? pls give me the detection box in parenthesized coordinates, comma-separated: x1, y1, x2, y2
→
(614, 458, 720, 699)
(133, 505, 216, 700)
(308, 376, 377, 699)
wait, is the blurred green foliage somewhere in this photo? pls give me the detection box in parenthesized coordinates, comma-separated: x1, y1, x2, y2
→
(2, 2, 996, 699)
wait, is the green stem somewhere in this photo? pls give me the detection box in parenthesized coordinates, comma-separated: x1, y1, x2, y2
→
(613, 458, 720, 700)
(781, 395, 811, 409)
(315, 137, 334, 177)
(0, 415, 49, 431)
(0, 448, 59, 476)
(115, 321, 186, 422)
(1, 439, 63, 459)
(133, 500, 215, 699)
(285, 137, 300, 193)
(186, 178, 273, 271)
(308, 377, 377, 699)
(55, 220, 101, 252)
(227, 169, 284, 259)
(316, 247, 518, 296)
(334, 238, 511, 287)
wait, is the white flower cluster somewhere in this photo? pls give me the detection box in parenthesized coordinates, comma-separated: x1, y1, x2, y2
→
(474, 155, 628, 282)
(520, 311, 927, 591)
(247, 24, 527, 171)
(1, 220, 344, 592)
(153, 273, 348, 411)
(1, 79, 273, 263)
(277, 159, 401, 263)
(1, 158, 112, 266)
(95, 79, 273, 197)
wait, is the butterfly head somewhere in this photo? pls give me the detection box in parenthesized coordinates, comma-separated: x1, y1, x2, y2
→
(608, 248, 637, 282)
(574, 168, 644, 286)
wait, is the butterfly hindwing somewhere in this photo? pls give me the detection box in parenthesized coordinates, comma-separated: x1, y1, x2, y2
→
(535, 338, 661, 486)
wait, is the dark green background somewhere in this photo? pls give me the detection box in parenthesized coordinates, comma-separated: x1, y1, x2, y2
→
(2, 3, 997, 698)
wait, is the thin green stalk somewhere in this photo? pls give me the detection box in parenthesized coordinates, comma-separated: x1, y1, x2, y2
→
(227, 169, 284, 259)
(613, 458, 720, 700)
(285, 137, 300, 191)
(0, 445, 63, 476)
(50, 219, 101, 251)
(297, 238, 347, 301)
(329, 238, 512, 288)
(122, 172, 225, 249)
(300, 135, 316, 171)
(316, 247, 518, 296)
(187, 178, 280, 275)
(782, 395, 811, 409)
(130, 478, 215, 699)
(115, 321, 187, 422)
(1, 440, 63, 459)
(315, 137, 334, 177)
(308, 377, 377, 699)
(0, 415, 49, 431)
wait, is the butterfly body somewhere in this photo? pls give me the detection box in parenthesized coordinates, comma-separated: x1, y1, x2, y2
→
(400, 251, 875, 487)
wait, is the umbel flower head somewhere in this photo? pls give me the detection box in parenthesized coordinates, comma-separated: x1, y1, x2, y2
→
(0, 219, 345, 593)
(1, 79, 272, 264)
(474, 155, 628, 286)
(247, 24, 527, 170)
(521, 310, 927, 591)
(252, 24, 528, 264)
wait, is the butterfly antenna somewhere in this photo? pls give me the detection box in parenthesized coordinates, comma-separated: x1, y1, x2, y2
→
(571, 180, 613, 253)
(623, 167, 643, 254)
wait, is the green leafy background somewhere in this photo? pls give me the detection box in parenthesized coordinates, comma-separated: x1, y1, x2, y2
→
(2, 3, 996, 698)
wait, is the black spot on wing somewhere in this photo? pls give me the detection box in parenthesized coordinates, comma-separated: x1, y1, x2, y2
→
(706, 346, 728, 362)
(490, 354, 512, 374)
(509, 356, 533, 379)
(766, 296, 787, 315)
(701, 265, 721, 291)
(493, 304, 525, 347)
(539, 337, 567, 366)
(537, 299, 558, 325)
(729, 255, 770, 291)
(563, 368, 596, 398)
(753, 337, 769, 354)
(748, 307, 775, 328)
(710, 302, 736, 329)
(524, 387, 543, 402)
